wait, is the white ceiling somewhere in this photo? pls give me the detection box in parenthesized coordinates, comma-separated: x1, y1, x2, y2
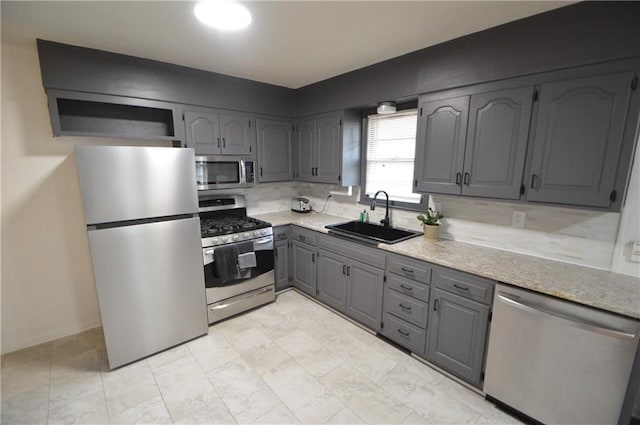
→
(1, 1, 572, 89)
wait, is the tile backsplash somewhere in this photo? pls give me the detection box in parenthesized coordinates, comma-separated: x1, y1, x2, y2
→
(241, 182, 619, 271)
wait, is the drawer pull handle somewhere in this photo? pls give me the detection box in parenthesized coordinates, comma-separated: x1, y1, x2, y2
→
(343, 265, 346, 275)
(434, 299, 439, 311)
(346, 266, 350, 276)
(298, 235, 306, 241)
(401, 267, 414, 274)
(399, 303, 412, 311)
(399, 284, 413, 291)
(453, 284, 469, 291)
(397, 329, 410, 337)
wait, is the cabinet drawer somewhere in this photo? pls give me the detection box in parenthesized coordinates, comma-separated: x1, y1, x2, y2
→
(273, 225, 289, 241)
(291, 226, 317, 246)
(387, 254, 432, 284)
(385, 289, 428, 328)
(382, 313, 426, 356)
(433, 267, 494, 305)
(318, 234, 385, 269)
(387, 274, 429, 302)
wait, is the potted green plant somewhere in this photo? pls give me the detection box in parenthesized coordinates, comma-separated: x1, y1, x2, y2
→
(417, 208, 444, 241)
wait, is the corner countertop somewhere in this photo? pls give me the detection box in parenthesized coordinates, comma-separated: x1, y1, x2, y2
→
(254, 211, 640, 320)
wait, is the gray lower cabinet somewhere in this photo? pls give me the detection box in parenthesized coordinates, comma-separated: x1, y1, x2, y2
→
(382, 254, 432, 356)
(256, 118, 293, 182)
(273, 226, 290, 292)
(414, 86, 534, 200)
(315, 234, 385, 332)
(425, 267, 494, 388)
(526, 72, 633, 208)
(185, 110, 253, 155)
(290, 227, 317, 297)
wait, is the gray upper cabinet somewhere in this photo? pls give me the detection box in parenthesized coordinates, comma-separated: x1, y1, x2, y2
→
(256, 118, 293, 182)
(526, 72, 633, 208)
(414, 96, 469, 195)
(219, 114, 253, 155)
(294, 110, 361, 186)
(296, 119, 316, 182)
(185, 110, 253, 155)
(315, 115, 342, 184)
(463, 86, 534, 199)
(415, 87, 534, 200)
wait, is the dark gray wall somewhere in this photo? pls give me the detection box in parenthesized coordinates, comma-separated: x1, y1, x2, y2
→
(37, 40, 296, 117)
(295, 2, 640, 116)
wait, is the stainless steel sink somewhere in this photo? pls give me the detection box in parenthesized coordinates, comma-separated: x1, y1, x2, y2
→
(325, 220, 421, 245)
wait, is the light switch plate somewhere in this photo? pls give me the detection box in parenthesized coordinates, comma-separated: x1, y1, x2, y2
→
(512, 211, 526, 228)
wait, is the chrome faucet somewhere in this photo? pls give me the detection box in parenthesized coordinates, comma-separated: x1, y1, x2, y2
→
(370, 190, 390, 227)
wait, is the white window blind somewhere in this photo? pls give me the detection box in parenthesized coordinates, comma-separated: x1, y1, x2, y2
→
(365, 110, 421, 203)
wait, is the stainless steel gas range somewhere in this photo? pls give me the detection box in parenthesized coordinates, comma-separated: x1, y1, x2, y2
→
(198, 194, 275, 324)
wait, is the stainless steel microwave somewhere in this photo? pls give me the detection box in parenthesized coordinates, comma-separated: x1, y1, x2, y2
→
(195, 155, 255, 190)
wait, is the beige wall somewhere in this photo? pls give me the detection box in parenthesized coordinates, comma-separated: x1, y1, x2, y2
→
(0, 41, 170, 354)
(1, 39, 638, 355)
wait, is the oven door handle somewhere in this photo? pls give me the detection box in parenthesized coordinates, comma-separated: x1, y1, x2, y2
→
(254, 237, 273, 246)
(204, 249, 214, 255)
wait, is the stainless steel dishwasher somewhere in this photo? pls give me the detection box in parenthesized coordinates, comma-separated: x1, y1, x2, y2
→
(484, 284, 640, 425)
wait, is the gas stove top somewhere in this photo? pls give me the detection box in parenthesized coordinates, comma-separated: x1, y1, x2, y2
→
(200, 216, 271, 238)
(198, 194, 272, 248)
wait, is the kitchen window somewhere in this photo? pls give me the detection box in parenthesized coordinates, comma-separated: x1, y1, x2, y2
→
(361, 108, 426, 210)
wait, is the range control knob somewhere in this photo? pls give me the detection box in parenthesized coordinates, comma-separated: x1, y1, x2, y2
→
(261, 229, 267, 235)
(212, 237, 219, 244)
(253, 231, 259, 237)
(233, 235, 239, 241)
(222, 236, 229, 243)
(244, 232, 250, 238)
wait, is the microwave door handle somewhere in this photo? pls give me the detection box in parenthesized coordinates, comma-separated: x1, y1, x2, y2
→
(239, 159, 247, 185)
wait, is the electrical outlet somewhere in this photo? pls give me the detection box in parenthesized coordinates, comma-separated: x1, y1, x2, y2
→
(512, 211, 526, 228)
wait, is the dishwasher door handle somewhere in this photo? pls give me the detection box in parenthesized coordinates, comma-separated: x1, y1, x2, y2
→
(497, 293, 637, 341)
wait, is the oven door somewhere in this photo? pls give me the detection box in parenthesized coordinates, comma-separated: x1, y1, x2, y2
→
(195, 156, 252, 190)
(202, 236, 274, 289)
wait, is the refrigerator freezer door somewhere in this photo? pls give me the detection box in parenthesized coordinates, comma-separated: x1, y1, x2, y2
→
(75, 146, 198, 225)
(87, 216, 207, 369)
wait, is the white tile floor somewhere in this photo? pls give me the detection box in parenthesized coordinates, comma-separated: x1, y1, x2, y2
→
(1, 290, 523, 425)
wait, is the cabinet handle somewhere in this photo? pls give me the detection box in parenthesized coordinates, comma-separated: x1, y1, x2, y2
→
(312, 253, 315, 263)
(298, 235, 306, 241)
(453, 284, 469, 291)
(399, 303, 412, 311)
(222, 138, 226, 148)
(434, 299, 439, 311)
(455, 172, 462, 186)
(260, 167, 263, 176)
(401, 267, 414, 274)
(274, 249, 278, 258)
(530, 174, 539, 189)
(346, 266, 350, 276)
(343, 265, 346, 275)
(397, 329, 410, 337)
(464, 172, 470, 186)
(399, 284, 413, 292)
(217, 137, 221, 148)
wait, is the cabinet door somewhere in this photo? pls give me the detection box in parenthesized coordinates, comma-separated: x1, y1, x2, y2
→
(256, 119, 293, 182)
(414, 96, 469, 194)
(291, 240, 316, 297)
(462, 87, 534, 199)
(317, 249, 348, 312)
(296, 119, 316, 182)
(184, 110, 221, 155)
(346, 260, 384, 332)
(315, 115, 342, 184)
(527, 72, 632, 208)
(219, 113, 252, 155)
(274, 240, 290, 292)
(426, 288, 489, 387)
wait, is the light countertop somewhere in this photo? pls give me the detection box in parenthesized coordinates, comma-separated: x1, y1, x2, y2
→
(254, 211, 640, 320)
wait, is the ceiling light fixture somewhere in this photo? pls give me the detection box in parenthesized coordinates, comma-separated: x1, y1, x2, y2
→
(377, 101, 397, 115)
(194, 0, 252, 31)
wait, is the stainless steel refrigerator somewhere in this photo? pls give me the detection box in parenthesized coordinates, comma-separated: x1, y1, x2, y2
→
(75, 145, 208, 369)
